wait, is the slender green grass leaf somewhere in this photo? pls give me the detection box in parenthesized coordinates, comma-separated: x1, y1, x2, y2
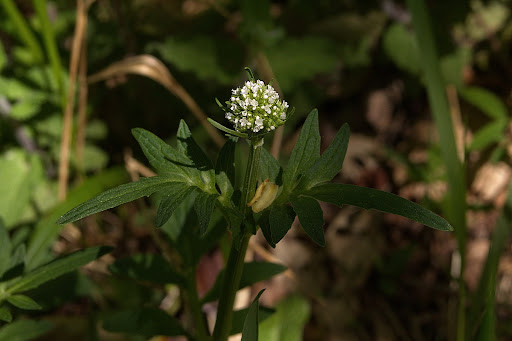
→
(290, 196, 325, 246)
(216, 137, 238, 200)
(260, 148, 282, 185)
(0, 0, 44, 64)
(0, 306, 12, 323)
(108, 253, 185, 285)
(407, 1, 467, 336)
(471, 182, 512, 339)
(102, 307, 186, 337)
(282, 109, 320, 191)
(0, 319, 53, 341)
(6, 295, 41, 310)
(194, 191, 218, 234)
(201, 262, 286, 303)
(259, 295, 310, 341)
(27, 168, 126, 270)
(269, 204, 296, 245)
(230, 305, 274, 335)
(307, 184, 453, 231)
(5, 246, 112, 294)
(156, 183, 196, 227)
(459, 86, 508, 120)
(241, 289, 265, 341)
(297, 123, 350, 190)
(131, 128, 192, 181)
(33, 0, 65, 106)
(57, 176, 175, 224)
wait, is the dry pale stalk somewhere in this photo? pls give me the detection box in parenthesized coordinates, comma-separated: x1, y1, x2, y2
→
(88, 54, 225, 147)
(58, 0, 93, 200)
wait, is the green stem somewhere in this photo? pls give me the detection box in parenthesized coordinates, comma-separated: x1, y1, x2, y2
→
(406, 1, 467, 339)
(185, 269, 210, 341)
(212, 138, 263, 341)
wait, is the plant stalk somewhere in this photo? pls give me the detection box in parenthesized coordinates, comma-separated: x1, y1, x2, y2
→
(212, 138, 263, 341)
(406, 0, 467, 339)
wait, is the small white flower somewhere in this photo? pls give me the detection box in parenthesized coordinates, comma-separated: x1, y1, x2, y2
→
(224, 79, 290, 134)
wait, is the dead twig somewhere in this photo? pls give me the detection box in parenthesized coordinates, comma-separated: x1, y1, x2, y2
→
(88, 54, 225, 147)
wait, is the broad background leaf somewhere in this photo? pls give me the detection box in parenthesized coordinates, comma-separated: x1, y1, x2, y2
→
(0, 320, 53, 341)
(259, 295, 310, 341)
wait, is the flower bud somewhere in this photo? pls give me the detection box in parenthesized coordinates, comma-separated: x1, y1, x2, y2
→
(248, 179, 279, 213)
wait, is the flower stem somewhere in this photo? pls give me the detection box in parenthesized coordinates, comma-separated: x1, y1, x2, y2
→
(212, 138, 263, 341)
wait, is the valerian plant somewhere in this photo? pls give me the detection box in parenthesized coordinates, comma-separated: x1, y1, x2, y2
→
(57, 68, 452, 341)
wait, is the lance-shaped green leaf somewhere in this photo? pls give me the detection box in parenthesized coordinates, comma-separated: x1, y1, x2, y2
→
(176, 120, 216, 190)
(201, 262, 286, 303)
(216, 137, 237, 200)
(6, 295, 41, 310)
(282, 109, 320, 191)
(0, 306, 12, 322)
(231, 305, 275, 335)
(306, 184, 453, 231)
(297, 123, 350, 191)
(241, 289, 266, 341)
(207, 118, 249, 139)
(57, 176, 176, 224)
(257, 211, 274, 247)
(260, 148, 282, 185)
(0, 320, 53, 341)
(290, 196, 325, 246)
(108, 253, 186, 285)
(156, 183, 196, 227)
(194, 191, 218, 234)
(269, 204, 296, 246)
(132, 128, 192, 181)
(4, 246, 112, 294)
(102, 307, 186, 337)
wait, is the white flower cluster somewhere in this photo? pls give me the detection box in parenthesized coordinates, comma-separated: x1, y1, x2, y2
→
(225, 80, 289, 134)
